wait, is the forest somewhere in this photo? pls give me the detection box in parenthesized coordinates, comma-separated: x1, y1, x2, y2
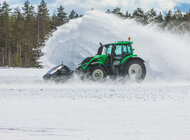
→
(0, 0, 189, 68)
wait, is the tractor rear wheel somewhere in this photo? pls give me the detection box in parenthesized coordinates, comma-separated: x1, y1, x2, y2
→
(124, 59, 146, 82)
(89, 66, 107, 81)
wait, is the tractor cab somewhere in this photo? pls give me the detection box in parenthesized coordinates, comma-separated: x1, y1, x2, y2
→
(98, 41, 134, 66)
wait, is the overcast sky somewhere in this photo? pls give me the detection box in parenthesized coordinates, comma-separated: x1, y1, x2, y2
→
(1, 0, 190, 14)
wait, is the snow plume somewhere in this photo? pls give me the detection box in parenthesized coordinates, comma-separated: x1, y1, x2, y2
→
(40, 10, 190, 82)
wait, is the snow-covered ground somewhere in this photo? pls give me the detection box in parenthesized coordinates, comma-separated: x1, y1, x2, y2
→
(0, 68, 190, 140)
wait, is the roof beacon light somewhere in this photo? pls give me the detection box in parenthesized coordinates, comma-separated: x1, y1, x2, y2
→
(128, 37, 131, 41)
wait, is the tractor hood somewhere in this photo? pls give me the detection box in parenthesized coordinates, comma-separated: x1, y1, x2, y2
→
(89, 55, 108, 64)
(93, 54, 108, 59)
(81, 55, 108, 69)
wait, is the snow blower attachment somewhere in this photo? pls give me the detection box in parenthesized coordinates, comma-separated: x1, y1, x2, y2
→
(43, 64, 73, 82)
(43, 39, 146, 82)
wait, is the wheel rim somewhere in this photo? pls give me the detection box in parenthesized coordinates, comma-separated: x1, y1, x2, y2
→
(92, 69, 104, 81)
(128, 64, 143, 80)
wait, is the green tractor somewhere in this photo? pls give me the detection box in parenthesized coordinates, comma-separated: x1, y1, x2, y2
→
(43, 38, 146, 82)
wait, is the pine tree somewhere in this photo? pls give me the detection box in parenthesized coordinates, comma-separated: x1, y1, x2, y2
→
(37, 0, 51, 46)
(50, 12, 57, 30)
(146, 8, 157, 23)
(133, 8, 148, 24)
(174, 10, 183, 21)
(184, 11, 190, 32)
(111, 7, 123, 16)
(164, 10, 174, 29)
(22, 0, 35, 19)
(56, 5, 68, 26)
(69, 10, 76, 19)
(0, 1, 11, 66)
(176, 11, 190, 33)
(165, 10, 172, 23)
(155, 12, 164, 23)
(0, 3, 3, 65)
(184, 11, 190, 22)
(69, 10, 79, 19)
(12, 7, 24, 67)
(124, 11, 131, 18)
(75, 13, 79, 18)
(22, 0, 36, 67)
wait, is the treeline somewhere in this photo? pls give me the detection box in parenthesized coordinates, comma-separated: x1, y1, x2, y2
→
(0, 0, 81, 67)
(0, 1, 189, 68)
(107, 7, 190, 33)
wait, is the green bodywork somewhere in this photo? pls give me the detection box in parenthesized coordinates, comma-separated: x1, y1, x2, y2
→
(81, 55, 108, 70)
(81, 41, 137, 70)
(114, 41, 132, 45)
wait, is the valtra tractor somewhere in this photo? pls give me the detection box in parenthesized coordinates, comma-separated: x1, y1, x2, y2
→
(43, 38, 146, 82)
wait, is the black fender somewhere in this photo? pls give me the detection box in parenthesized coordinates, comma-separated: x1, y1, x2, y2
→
(123, 56, 145, 64)
(88, 62, 109, 73)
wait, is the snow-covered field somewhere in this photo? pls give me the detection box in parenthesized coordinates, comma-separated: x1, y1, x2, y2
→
(0, 68, 190, 140)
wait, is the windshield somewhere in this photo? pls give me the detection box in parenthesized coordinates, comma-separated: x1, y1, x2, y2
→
(106, 45, 112, 55)
(102, 46, 107, 55)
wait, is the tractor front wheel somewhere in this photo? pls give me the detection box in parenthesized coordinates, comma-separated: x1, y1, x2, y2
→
(124, 59, 146, 82)
(89, 66, 107, 81)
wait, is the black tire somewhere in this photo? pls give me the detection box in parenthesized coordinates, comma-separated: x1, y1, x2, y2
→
(89, 65, 107, 81)
(124, 59, 146, 82)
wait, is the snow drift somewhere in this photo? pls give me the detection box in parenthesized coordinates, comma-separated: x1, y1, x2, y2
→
(40, 10, 190, 81)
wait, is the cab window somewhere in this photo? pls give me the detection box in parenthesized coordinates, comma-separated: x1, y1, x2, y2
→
(127, 45, 132, 54)
(106, 44, 132, 56)
(115, 45, 122, 55)
(106, 45, 112, 55)
(123, 45, 127, 53)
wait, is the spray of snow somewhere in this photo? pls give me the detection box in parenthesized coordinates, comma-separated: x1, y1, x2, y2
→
(40, 10, 190, 81)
